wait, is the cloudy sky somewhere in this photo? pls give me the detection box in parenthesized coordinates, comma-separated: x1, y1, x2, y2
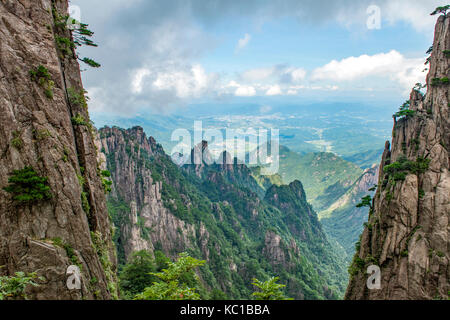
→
(72, 0, 443, 116)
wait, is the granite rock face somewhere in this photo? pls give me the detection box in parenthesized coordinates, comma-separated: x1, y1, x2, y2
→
(0, 0, 117, 299)
(345, 14, 449, 300)
(98, 126, 197, 261)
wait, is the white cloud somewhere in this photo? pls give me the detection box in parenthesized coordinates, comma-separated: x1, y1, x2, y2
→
(236, 33, 251, 52)
(131, 68, 151, 93)
(382, 0, 443, 34)
(289, 68, 307, 82)
(241, 67, 274, 82)
(241, 66, 307, 84)
(266, 85, 282, 96)
(235, 85, 256, 97)
(130, 64, 218, 99)
(226, 81, 257, 96)
(311, 50, 425, 91)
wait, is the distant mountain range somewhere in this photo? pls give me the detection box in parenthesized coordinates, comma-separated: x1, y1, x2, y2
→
(98, 126, 349, 299)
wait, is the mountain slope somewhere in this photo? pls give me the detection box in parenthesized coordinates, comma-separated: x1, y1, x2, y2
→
(99, 126, 348, 299)
(320, 165, 379, 258)
(345, 13, 449, 300)
(0, 1, 117, 299)
(278, 147, 363, 211)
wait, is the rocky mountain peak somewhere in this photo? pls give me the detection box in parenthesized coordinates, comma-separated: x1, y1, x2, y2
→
(345, 12, 449, 300)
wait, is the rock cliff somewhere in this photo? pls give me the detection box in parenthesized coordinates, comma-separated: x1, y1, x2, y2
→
(98, 126, 197, 263)
(0, 0, 117, 299)
(345, 13, 449, 300)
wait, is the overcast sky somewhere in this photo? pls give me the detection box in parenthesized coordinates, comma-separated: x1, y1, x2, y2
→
(71, 0, 443, 116)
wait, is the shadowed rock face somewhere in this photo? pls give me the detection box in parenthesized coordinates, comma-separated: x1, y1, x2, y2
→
(0, 1, 117, 299)
(345, 14, 449, 300)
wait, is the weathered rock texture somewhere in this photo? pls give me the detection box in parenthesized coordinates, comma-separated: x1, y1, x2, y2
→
(345, 14, 449, 300)
(98, 126, 197, 262)
(0, 0, 117, 299)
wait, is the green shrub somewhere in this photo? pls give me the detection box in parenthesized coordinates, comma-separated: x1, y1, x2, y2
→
(90, 231, 118, 299)
(30, 65, 54, 99)
(3, 167, 52, 204)
(119, 250, 157, 298)
(67, 88, 88, 109)
(431, 5, 450, 16)
(52, 6, 100, 67)
(52, 238, 81, 268)
(356, 195, 373, 210)
(100, 170, 112, 193)
(394, 100, 415, 119)
(71, 113, 87, 126)
(11, 131, 23, 149)
(251, 277, 292, 300)
(431, 77, 450, 86)
(81, 57, 101, 68)
(55, 36, 75, 57)
(0, 272, 42, 300)
(135, 253, 205, 300)
(383, 155, 431, 184)
(419, 189, 425, 199)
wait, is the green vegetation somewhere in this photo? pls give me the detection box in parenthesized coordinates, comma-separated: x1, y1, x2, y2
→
(81, 57, 101, 68)
(107, 197, 131, 266)
(29, 65, 54, 99)
(100, 170, 112, 193)
(11, 131, 23, 149)
(3, 167, 52, 204)
(52, 238, 81, 268)
(0, 272, 42, 300)
(383, 155, 431, 185)
(356, 195, 373, 210)
(135, 253, 205, 300)
(71, 113, 87, 126)
(413, 83, 425, 93)
(394, 100, 415, 119)
(348, 255, 365, 276)
(55, 35, 75, 57)
(278, 148, 363, 211)
(251, 277, 292, 300)
(119, 250, 158, 299)
(431, 77, 450, 86)
(431, 5, 450, 16)
(52, 5, 100, 68)
(77, 174, 90, 215)
(91, 231, 118, 299)
(67, 87, 88, 110)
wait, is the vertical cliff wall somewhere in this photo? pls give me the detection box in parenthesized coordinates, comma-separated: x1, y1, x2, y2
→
(0, 0, 117, 299)
(345, 14, 449, 300)
(98, 126, 197, 263)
